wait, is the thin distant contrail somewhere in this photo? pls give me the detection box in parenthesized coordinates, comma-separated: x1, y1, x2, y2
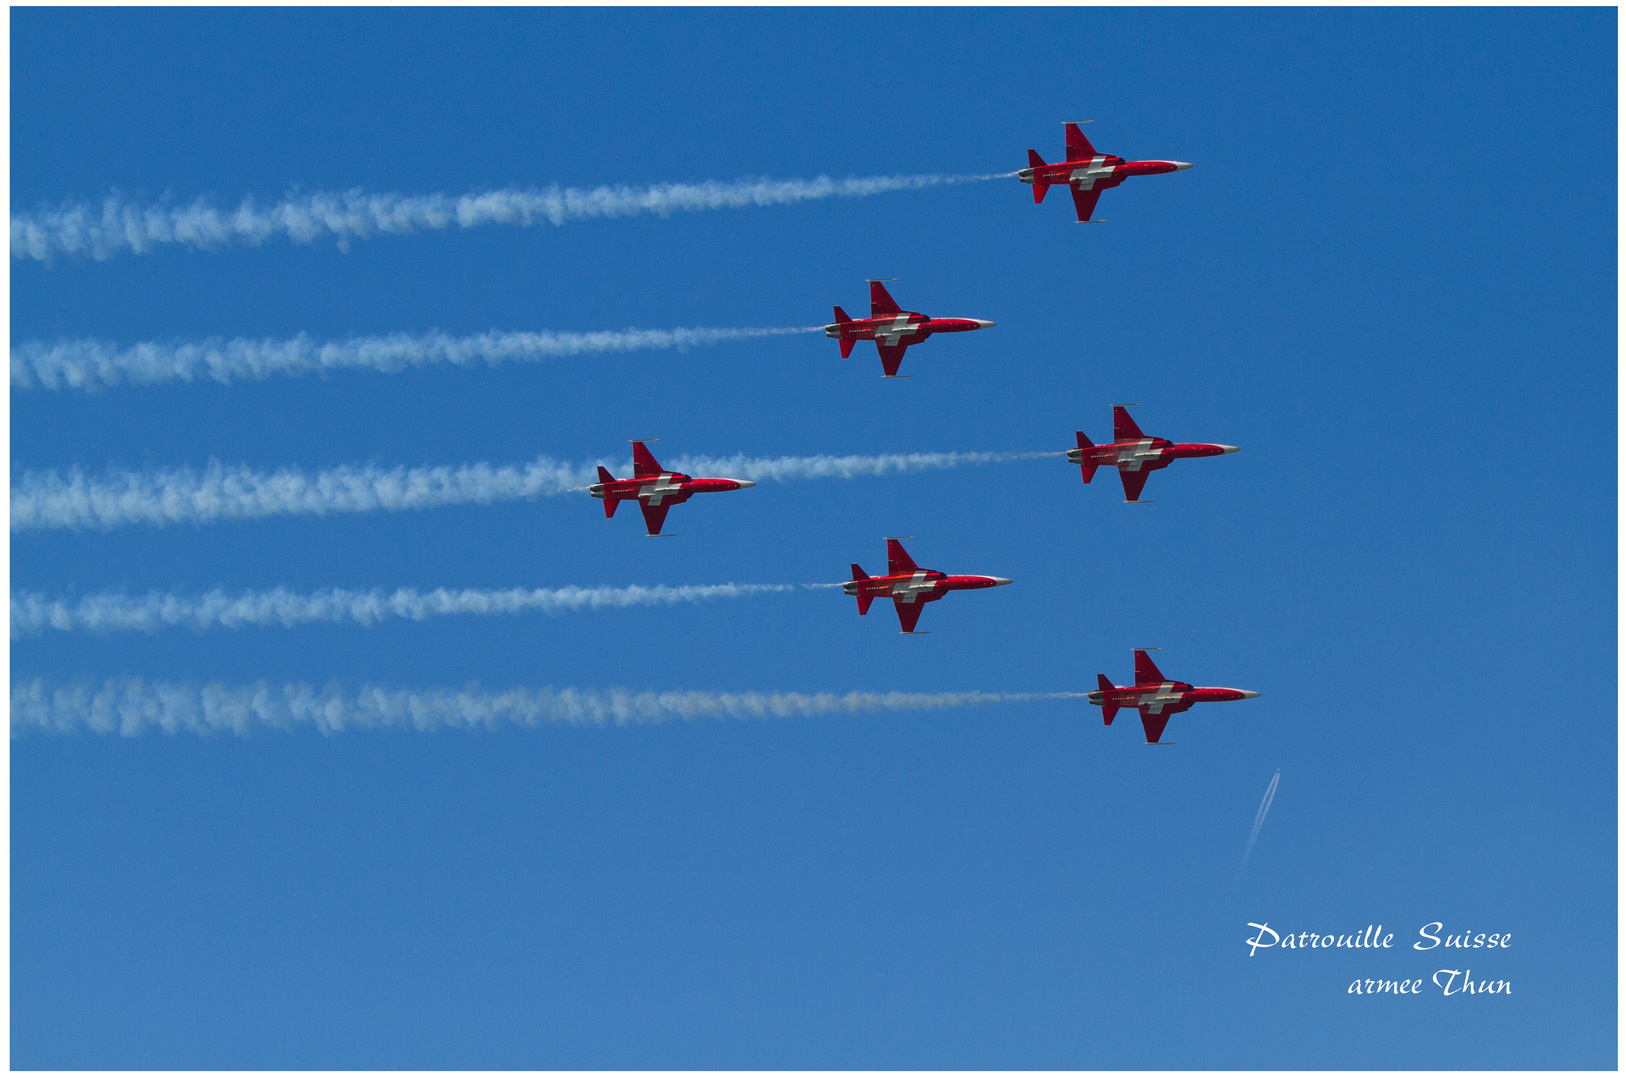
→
(1242, 769, 1281, 868)
(11, 326, 824, 391)
(11, 583, 809, 638)
(12, 172, 1014, 262)
(11, 677, 1089, 737)
(12, 450, 1060, 533)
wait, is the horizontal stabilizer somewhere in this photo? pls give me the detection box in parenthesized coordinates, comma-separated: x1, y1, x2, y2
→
(1033, 181, 1049, 204)
(603, 495, 619, 518)
(840, 338, 854, 359)
(1028, 148, 1047, 169)
(597, 465, 616, 483)
(856, 593, 873, 616)
(833, 305, 850, 324)
(1097, 673, 1117, 724)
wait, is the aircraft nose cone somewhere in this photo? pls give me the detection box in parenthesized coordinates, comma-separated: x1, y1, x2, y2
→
(991, 577, 1013, 587)
(1172, 161, 1194, 171)
(1218, 445, 1241, 455)
(974, 320, 997, 329)
(736, 480, 757, 489)
(1240, 690, 1261, 699)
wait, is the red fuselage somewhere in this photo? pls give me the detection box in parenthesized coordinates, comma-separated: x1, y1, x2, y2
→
(843, 538, 1011, 632)
(589, 472, 748, 507)
(1021, 124, 1191, 222)
(825, 312, 992, 350)
(591, 441, 754, 535)
(1071, 406, 1238, 502)
(1089, 649, 1258, 743)
(842, 569, 1010, 605)
(1069, 437, 1236, 476)
(1018, 155, 1188, 191)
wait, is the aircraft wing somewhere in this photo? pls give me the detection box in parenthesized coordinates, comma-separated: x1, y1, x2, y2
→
(632, 441, 663, 479)
(1065, 122, 1098, 162)
(876, 343, 908, 378)
(639, 500, 671, 536)
(1112, 406, 1147, 442)
(893, 597, 925, 634)
(1134, 649, 1167, 685)
(1139, 709, 1172, 744)
(1119, 466, 1153, 502)
(1070, 186, 1103, 223)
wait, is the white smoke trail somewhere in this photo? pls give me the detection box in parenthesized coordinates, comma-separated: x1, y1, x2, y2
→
(11, 677, 1087, 737)
(12, 172, 1013, 262)
(666, 451, 1062, 483)
(11, 326, 823, 392)
(11, 583, 804, 638)
(13, 450, 1060, 533)
(1242, 769, 1281, 868)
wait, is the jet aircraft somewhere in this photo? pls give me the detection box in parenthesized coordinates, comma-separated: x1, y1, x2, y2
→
(1071, 405, 1239, 502)
(826, 280, 995, 378)
(843, 537, 1011, 633)
(589, 441, 755, 536)
(1019, 122, 1192, 223)
(1089, 649, 1259, 744)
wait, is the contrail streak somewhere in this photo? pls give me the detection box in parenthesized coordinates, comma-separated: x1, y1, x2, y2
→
(11, 583, 805, 638)
(1242, 769, 1281, 868)
(12, 172, 1014, 262)
(12, 326, 823, 392)
(11, 677, 1088, 737)
(13, 450, 1060, 533)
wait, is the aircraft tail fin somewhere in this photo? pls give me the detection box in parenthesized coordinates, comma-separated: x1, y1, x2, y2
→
(850, 564, 872, 615)
(596, 466, 620, 516)
(833, 305, 851, 324)
(1028, 150, 1049, 203)
(1075, 430, 1097, 484)
(840, 338, 854, 359)
(1097, 673, 1118, 724)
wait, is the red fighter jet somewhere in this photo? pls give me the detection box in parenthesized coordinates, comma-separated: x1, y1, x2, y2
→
(1071, 405, 1239, 502)
(1019, 122, 1192, 223)
(826, 280, 995, 378)
(589, 441, 755, 536)
(843, 537, 1011, 634)
(1089, 650, 1260, 745)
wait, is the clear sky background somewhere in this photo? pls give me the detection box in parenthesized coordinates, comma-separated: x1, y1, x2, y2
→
(10, 7, 1616, 1069)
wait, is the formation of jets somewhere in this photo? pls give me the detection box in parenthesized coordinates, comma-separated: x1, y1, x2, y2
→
(586, 123, 1257, 744)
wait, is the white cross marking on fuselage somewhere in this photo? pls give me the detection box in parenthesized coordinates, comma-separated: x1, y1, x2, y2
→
(639, 473, 683, 505)
(891, 571, 933, 602)
(1116, 439, 1160, 471)
(1138, 683, 1183, 714)
(874, 316, 919, 345)
(1070, 155, 1112, 189)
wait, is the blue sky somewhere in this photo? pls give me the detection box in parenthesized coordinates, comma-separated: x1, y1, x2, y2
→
(10, 7, 1615, 1069)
